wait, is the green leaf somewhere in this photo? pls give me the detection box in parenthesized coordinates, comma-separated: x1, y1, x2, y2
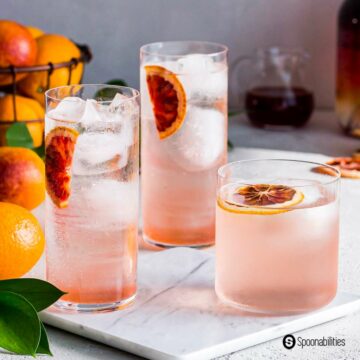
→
(36, 322, 52, 355)
(0, 278, 66, 312)
(33, 143, 45, 159)
(95, 79, 129, 100)
(106, 78, 128, 87)
(0, 291, 41, 356)
(5, 122, 34, 148)
(227, 139, 234, 150)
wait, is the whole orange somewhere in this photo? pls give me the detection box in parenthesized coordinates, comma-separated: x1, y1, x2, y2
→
(0, 95, 45, 147)
(18, 34, 83, 106)
(26, 25, 44, 39)
(0, 20, 37, 85)
(0, 147, 45, 210)
(0, 202, 44, 280)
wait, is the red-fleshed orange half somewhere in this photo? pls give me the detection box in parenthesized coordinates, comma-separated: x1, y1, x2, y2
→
(45, 127, 78, 208)
(145, 65, 186, 139)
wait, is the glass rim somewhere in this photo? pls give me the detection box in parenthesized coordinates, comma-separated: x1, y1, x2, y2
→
(45, 84, 140, 104)
(140, 41, 228, 58)
(218, 158, 341, 186)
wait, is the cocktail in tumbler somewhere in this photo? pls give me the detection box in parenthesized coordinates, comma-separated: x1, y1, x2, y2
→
(216, 159, 340, 315)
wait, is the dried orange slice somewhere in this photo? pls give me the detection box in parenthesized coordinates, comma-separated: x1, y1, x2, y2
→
(45, 127, 78, 208)
(218, 184, 304, 215)
(145, 65, 186, 139)
(353, 149, 360, 162)
(327, 157, 360, 179)
(315, 157, 360, 179)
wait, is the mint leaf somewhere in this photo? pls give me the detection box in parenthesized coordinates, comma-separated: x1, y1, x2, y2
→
(5, 122, 34, 148)
(0, 291, 41, 356)
(0, 278, 66, 312)
(36, 322, 52, 355)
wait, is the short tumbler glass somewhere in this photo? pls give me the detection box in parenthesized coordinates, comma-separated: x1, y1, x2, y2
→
(45, 84, 139, 312)
(215, 159, 340, 315)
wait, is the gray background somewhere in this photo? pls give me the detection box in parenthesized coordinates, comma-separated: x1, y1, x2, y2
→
(3, 0, 342, 108)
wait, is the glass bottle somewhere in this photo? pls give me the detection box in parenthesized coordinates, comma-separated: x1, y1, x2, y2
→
(337, 0, 360, 137)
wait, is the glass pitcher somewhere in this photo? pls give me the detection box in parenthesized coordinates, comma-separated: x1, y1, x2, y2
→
(230, 47, 315, 128)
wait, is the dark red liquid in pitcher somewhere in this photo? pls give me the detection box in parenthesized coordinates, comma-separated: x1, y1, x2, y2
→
(245, 86, 314, 127)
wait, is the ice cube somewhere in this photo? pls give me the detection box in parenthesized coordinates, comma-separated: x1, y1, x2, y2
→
(80, 99, 103, 127)
(81, 179, 138, 225)
(72, 132, 129, 175)
(47, 96, 85, 121)
(109, 93, 128, 111)
(178, 54, 212, 73)
(165, 106, 225, 171)
(177, 57, 227, 100)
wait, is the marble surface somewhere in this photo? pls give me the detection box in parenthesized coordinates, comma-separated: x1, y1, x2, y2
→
(40, 248, 360, 360)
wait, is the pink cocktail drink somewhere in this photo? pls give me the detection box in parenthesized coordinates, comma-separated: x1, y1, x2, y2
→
(215, 160, 340, 315)
(45, 85, 139, 312)
(141, 41, 228, 247)
(141, 127, 226, 246)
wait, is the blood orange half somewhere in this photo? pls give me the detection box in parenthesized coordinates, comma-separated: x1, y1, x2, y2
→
(45, 127, 78, 208)
(145, 65, 186, 139)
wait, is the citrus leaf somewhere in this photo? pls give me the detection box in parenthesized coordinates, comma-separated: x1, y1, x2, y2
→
(0, 278, 66, 312)
(106, 78, 128, 87)
(36, 322, 52, 355)
(0, 291, 41, 356)
(5, 122, 34, 148)
(95, 79, 128, 100)
(33, 144, 45, 159)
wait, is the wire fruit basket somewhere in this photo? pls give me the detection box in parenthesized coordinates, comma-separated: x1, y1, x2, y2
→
(0, 43, 92, 146)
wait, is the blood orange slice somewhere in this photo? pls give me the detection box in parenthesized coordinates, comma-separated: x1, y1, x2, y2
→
(45, 127, 78, 208)
(145, 65, 186, 139)
(218, 184, 304, 215)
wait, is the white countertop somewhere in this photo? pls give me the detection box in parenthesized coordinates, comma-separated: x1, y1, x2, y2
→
(1, 111, 359, 360)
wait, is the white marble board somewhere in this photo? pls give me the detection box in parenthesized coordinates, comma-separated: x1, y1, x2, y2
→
(41, 248, 360, 360)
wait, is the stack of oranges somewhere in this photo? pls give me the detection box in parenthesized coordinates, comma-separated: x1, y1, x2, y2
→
(0, 19, 84, 280)
(0, 146, 45, 280)
(0, 19, 84, 147)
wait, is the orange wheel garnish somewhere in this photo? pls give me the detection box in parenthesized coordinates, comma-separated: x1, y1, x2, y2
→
(45, 127, 78, 208)
(218, 184, 304, 215)
(145, 65, 186, 139)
